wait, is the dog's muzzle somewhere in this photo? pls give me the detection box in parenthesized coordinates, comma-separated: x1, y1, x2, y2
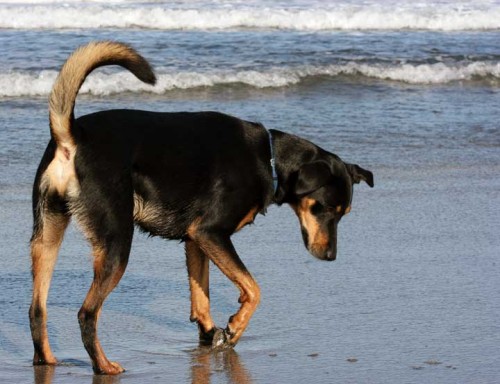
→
(303, 220, 338, 261)
(308, 242, 337, 261)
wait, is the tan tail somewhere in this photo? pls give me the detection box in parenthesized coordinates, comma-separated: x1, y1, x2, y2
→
(49, 41, 156, 149)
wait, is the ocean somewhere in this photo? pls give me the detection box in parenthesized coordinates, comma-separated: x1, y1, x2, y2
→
(0, 0, 499, 383)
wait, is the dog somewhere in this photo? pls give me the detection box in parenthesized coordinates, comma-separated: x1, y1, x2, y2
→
(29, 41, 373, 375)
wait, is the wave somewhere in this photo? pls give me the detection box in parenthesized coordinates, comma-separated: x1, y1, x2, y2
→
(1, 62, 499, 97)
(0, 3, 499, 31)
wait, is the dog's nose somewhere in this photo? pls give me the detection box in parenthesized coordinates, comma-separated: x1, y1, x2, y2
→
(325, 249, 336, 261)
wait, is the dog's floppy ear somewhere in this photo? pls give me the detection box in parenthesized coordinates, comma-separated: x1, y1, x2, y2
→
(294, 161, 332, 196)
(345, 163, 374, 187)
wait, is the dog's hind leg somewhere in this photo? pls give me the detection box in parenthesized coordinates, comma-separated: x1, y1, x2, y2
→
(76, 190, 134, 375)
(29, 198, 69, 365)
(78, 241, 131, 375)
(185, 240, 216, 344)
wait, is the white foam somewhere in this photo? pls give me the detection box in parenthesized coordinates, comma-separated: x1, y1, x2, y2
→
(352, 61, 500, 84)
(0, 70, 57, 97)
(1, 62, 499, 97)
(0, 3, 499, 31)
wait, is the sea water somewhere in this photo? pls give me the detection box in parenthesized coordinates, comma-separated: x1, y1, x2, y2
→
(0, 1, 499, 383)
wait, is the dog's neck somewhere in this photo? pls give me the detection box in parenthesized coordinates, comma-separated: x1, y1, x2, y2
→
(267, 130, 279, 195)
(268, 129, 325, 205)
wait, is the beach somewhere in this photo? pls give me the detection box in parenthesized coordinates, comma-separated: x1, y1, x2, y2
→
(0, 1, 499, 383)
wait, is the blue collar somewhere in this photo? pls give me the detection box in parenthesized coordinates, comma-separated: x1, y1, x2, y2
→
(268, 130, 278, 194)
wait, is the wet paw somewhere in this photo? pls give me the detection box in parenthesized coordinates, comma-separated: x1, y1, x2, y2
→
(94, 361, 125, 375)
(211, 328, 234, 349)
(199, 326, 216, 345)
(110, 361, 125, 374)
(33, 353, 58, 366)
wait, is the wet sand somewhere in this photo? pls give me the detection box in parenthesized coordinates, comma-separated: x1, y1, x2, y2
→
(1, 163, 499, 383)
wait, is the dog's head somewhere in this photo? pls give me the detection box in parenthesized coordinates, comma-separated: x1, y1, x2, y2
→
(289, 159, 373, 261)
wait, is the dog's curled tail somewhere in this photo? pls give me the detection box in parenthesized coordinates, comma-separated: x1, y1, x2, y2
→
(49, 41, 156, 149)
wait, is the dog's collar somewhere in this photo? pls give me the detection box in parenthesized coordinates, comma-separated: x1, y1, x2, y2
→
(268, 130, 278, 195)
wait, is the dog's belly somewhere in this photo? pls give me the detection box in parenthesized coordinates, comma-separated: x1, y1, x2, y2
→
(132, 193, 188, 239)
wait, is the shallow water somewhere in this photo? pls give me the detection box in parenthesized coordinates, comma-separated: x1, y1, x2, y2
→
(1, 82, 499, 383)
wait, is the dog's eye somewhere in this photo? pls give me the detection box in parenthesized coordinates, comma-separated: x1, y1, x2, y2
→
(310, 202, 325, 215)
(311, 202, 339, 216)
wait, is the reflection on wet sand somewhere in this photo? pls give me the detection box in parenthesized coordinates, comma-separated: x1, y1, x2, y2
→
(33, 348, 251, 384)
(33, 364, 122, 384)
(191, 347, 253, 384)
(90, 372, 122, 384)
(33, 366, 55, 384)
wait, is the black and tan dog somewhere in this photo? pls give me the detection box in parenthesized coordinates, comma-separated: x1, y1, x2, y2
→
(29, 41, 373, 375)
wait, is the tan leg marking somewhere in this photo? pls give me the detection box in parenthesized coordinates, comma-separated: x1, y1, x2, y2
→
(78, 244, 129, 375)
(191, 234, 260, 345)
(186, 240, 215, 334)
(225, 271, 260, 345)
(235, 206, 259, 232)
(30, 213, 70, 365)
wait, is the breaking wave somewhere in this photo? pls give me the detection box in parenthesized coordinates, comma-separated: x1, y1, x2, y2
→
(0, 2, 499, 31)
(1, 61, 499, 97)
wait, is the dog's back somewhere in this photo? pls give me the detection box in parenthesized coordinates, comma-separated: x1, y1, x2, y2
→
(71, 109, 271, 238)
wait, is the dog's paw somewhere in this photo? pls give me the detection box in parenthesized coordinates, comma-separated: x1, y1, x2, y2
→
(94, 361, 125, 375)
(33, 353, 58, 366)
(199, 326, 216, 345)
(211, 328, 233, 349)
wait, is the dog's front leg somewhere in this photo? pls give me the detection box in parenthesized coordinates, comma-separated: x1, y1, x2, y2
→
(185, 239, 216, 344)
(191, 231, 260, 347)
